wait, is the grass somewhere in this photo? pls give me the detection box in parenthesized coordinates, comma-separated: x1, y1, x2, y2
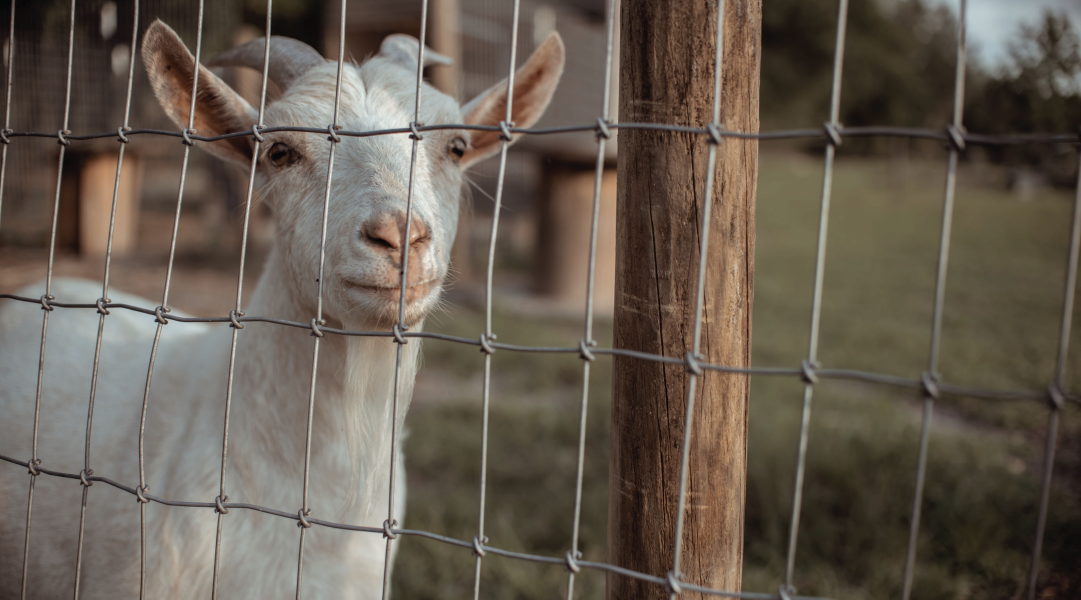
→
(392, 152, 1081, 599)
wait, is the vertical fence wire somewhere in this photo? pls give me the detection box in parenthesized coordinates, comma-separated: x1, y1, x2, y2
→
(667, 0, 727, 596)
(901, 2, 967, 598)
(1025, 152, 1081, 600)
(783, 0, 849, 592)
(563, 0, 618, 597)
(136, 2, 205, 597)
(470, 2, 522, 598)
(382, 0, 432, 597)
(20, 1, 77, 598)
(209, 1, 274, 597)
(71, 1, 142, 597)
(294, 0, 350, 597)
(0, 0, 13, 233)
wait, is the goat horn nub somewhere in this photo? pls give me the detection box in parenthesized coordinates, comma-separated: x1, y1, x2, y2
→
(207, 36, 325, 92)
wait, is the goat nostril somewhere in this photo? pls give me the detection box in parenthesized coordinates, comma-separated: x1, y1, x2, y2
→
(408, 218, 430, 247)
(363, 219, 404, 251)
(366, 232, 396, 249)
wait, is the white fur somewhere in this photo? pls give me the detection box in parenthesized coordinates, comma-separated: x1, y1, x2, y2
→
(1, 21, 563, 599)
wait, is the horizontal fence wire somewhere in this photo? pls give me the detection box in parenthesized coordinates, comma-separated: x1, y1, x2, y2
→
(1, 0, 1079, 598)
(0, 293, 1077, 408)
(0, 122, 1078, 145)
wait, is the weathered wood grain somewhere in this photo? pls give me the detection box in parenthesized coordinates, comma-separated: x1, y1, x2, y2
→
(608, 0, 761, 597)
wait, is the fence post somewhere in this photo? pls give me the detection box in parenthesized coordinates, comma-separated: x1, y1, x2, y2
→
(608, 0, 760, 597)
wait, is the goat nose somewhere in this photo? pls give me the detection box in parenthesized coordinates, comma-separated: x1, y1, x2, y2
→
(362, 212, 429, 252)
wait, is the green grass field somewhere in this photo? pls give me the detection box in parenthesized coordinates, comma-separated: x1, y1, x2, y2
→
(392, 152, 1081, 599)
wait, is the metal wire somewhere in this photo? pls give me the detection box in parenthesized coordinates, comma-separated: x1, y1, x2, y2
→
(472, 2, 521, 598)
(71, 1, 141, 598)
(210, 0, 273, 597)
(293, 1, 350, 597)
(668, 0, 728, 595)
(564, 0, 618, 597)
(2, 0, 1079, 598)
(19, 2, 76, 598)
(383, 0, 431, 596)
(783, 0, 849, 592)
(900, 3, 968, 597)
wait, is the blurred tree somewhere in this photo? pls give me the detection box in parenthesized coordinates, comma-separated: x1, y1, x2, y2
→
(965, 10, 1081, 183)
(761, 0, 958, 133)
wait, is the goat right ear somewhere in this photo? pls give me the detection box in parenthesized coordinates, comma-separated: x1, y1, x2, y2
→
(142, 20, 258, 168)
(459, 32, 564, 169)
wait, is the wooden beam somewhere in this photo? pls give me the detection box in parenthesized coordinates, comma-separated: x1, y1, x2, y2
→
(607, 0, 760, 597)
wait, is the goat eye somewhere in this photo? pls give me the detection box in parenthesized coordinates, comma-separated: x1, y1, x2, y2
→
(267, 143, 295, 167)
(447, 137, 467, 160)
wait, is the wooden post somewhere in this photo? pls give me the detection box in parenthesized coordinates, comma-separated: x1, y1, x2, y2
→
(607, 0, 760, 598)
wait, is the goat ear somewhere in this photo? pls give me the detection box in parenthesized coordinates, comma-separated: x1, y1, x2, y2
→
(379, 34, 453, 70)
(142, 20, 258, 168)
(459, 32, 564, 169)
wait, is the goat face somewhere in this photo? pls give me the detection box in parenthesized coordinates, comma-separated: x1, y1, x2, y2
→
(142, 21, 564, 328)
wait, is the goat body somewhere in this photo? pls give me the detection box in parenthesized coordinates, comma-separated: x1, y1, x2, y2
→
(0, 20, 562, 599)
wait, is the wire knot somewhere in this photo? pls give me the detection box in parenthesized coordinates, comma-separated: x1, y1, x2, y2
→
(479, 333, 497, 355)
(665, 571, 683, 595)
(564, 549, 582, 574)
(392, 323, 409, 345)
(498, 121, 513, 142)
(310, 318, 326, 338)
(229, 310, 245, 329)
(251, 124, 265, 143)
(57, 129, 72, 146)
(920, 372, 940, 401)
(96, 297, 111, 315)
(778, 584, 797, 600)
(27, 458, 41, 476)
(409, 121, 424, 141)
(117, 126, 131, 143)
(327, 124, 342, 143)
(214, 495, 229, 515)
(823, 122, 843, 147)
(471, 535, 488, 558)
(136, 484, 150, 504)
(595, 118, 611, 140)
(800, 360, 819, 384)
(79, 468, 93, 487)
(39, 294, 55, 312)
(154, 306, 170, 325)
(1048, 382, 1066, 411)
(0, 128, 11, 144)
(685, 352, 703, 377)
(946, 124, 967, 152)
(297, 508, 312, 528)
(578, 339, 597, 362)
(382, 519, 398, 539)
(706, 123, 723, 145)
(181, 128, 196, 146)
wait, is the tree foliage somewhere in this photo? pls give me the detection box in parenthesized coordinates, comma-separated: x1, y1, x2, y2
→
(762, 0, 1081, 177)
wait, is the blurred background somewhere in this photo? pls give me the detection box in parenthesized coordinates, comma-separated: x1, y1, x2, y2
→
(0, 0, 1079, 598)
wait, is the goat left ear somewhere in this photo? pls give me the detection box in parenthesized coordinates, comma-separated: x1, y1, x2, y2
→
(379, 34, 453, 70)
(142, 20, 258, 168)
(459, 32, 564, 169)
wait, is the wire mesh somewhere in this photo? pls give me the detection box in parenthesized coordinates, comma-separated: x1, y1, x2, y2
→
(0, 0, 1078, 599)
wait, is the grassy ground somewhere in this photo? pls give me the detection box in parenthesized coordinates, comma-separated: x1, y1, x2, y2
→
(393, 152, 1081, 599)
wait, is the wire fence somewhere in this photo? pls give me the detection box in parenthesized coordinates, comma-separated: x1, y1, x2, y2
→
(0, 0, 1078, 599)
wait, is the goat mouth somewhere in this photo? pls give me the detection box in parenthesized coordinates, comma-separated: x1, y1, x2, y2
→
(341, 279, 440, 306)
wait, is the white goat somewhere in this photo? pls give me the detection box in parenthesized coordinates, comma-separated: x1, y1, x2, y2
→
(0, 20, 563, 599)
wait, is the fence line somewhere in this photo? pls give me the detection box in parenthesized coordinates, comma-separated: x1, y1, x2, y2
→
(0, 0, 1078, 599)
